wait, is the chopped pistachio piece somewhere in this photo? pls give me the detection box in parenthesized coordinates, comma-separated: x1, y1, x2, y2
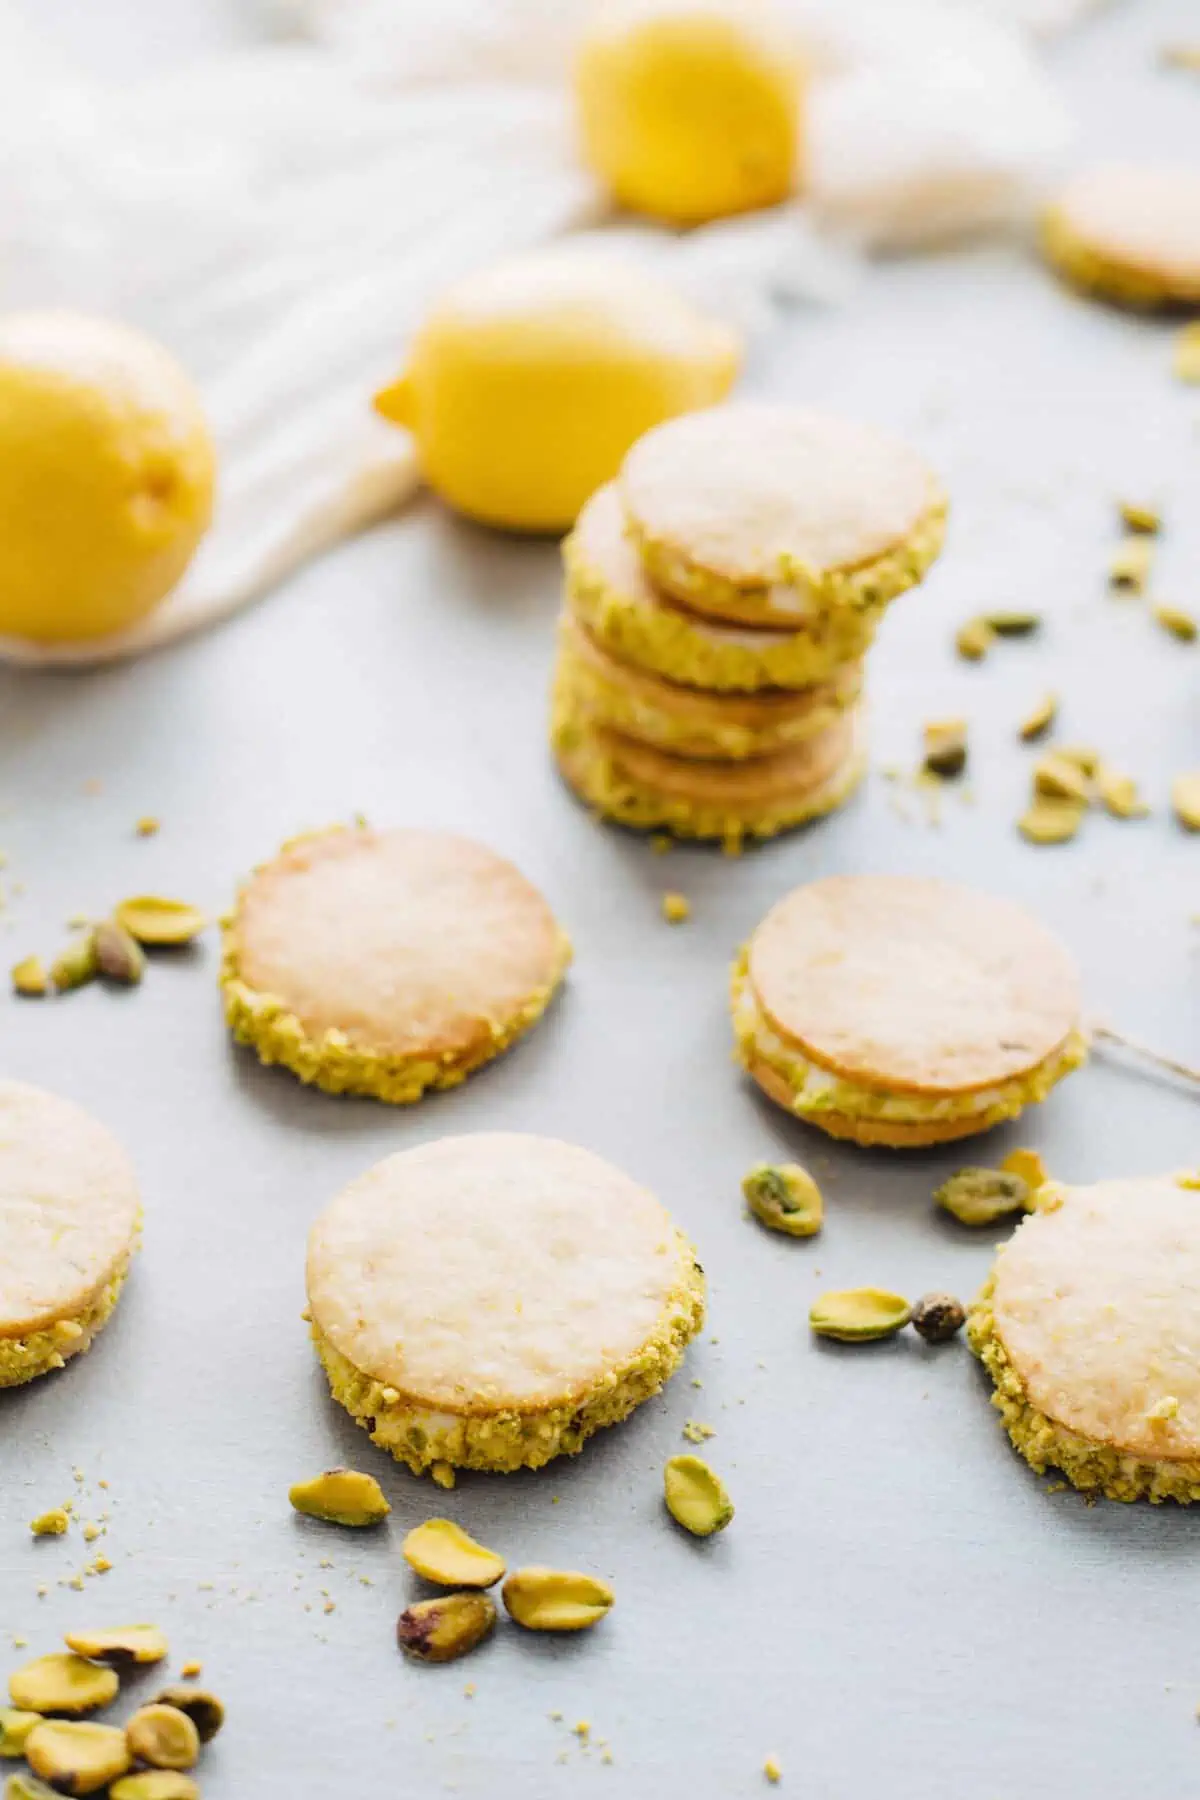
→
(289, 1467, 390, 1527)
(809, 1288, 912, 1342)
(661, 892, 690, 924)
(63, 1626, 167, 1668)
(8, 1654, 118, 1717)
(954, 617, 994, 662)
(1002, 1148, 1048, 1192)
(502, 1568, 614, 1632)
(152, 1689, 223, 1744)
(764, 1757, 783, 1785)
(111, 1776, 200, 1800)
(93, 920, 146, 986)
(742, 1163, 822, 1238)
(1174, 322, 1200, 384)
(921, 718, 968, 779)
(1108, 537, 1153, 591)
(135, 818, 160, 838)
(1033, 753, 1091, 804)
(981, 609, 1040, 636)
(396, 1593, 496, 1663)
(124, 1706, 199, 1772)
(50, 933, 98, 994)
(112, 897, 207, 948)
(29, 1510, 69, 1538)
(26, 1720, 130, 1795)
(1118, 500, 1161, 534)
(10, 956, 47, 998)
(910, 1293, 967, 1344)
(1018, 797, 1086, 845)
(1096, 769, 1149, 819)
(402, 1520, 505, 1589)
(1172, 771, 1200, 831)
(663, 1455, 734, 1537)
(1153, 603, 1197, 642)
(1053, 744, 1101, 778)
(0, 1710, 40, 1757)
(936, 1166, 1030, 1227)
(1018, 692, 1057, 742)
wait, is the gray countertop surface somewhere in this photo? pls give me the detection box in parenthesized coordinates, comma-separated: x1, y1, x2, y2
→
(2, 2, 1199, 1795)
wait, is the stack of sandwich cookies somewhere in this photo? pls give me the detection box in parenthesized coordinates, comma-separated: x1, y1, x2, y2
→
(732, 875, 1087, 1147)
(552, 403, 946, 846)
(306, 1133, 705, 1477)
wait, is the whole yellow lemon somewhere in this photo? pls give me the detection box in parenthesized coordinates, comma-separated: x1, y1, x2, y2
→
(0, 312, 216, 643)
(373, 250, 741, 534)
(575, 0, 803, 226)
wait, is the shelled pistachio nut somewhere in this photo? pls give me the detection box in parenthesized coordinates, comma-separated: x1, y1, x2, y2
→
(809, 1289, 912, 1342)
(288, 1467, 390, 1528)
(152, 1689, 223, 1744)
(396, 1593, 496, 1664)
(25, 1720, 131, 1796)
(663, 1455, 734, 1537)
(113, 897, 207, 947)
(0, 1710, 40, 1757)
(111, 1776, 200, 1800)
(402, 1520, 505, 1589)
(8, 1655, 118, 1717)
(936, 1167, 1030, 1227)
(63, 1626, 167, 1669)
(124, 1707, 198, 1772)
(742, 1163, 822, 1238)
(502, 1568, 614, 1632)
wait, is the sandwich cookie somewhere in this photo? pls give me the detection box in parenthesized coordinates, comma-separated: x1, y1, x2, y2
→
(221, 826, 570, 1104)
(555, 610, 863, 762)
(617, 403, 947, 628)
(0, 1081, 140, 1388)
(553, 700, 865, 848)
(306, 1133, 705, 1476)
(970, 1172, 1200, 1502)
(1042, 164, 1200, 309)
(732, 875, 1087, 1147)
(566, 483, 885, 692)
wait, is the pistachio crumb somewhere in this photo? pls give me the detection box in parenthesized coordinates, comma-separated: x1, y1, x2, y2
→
(30, 1510, 70, 1537)
(1096, 769, 1149, 819)
(135, 817, 161, 838)
(954, 617, 994, 661)
(764, 1756, 782, 1783)
(1118, 501, 1161, 534)
(682, 1419, 716, 1444)
(10, 956, 48, 998)
(1153, 603, 1197, 643)
(1018, 797, 1085, 845)
(661, 892, 690, 924)
(649, 834, 672, 855)
(921, 718, 967, 779)
(981, 609, 1040, 636)
(1109, 537, 1153, 591)
(1018, 693, 1057, 742)
(1147, 1396, 1180, 1423)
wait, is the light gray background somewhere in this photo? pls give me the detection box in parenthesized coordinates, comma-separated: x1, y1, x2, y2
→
(2, 3, 1199, 1795)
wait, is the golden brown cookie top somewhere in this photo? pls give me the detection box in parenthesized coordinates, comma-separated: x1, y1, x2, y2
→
(1048, 164, 1200, 291)
(307, 1133, 696, 1411)
(618, 403, 939, 587)
(747, 874, 1081, 1095)
(226, 827, 565, 1061)
(992, 1173, 1200, 1461)
(0, 1081, 140, 1338)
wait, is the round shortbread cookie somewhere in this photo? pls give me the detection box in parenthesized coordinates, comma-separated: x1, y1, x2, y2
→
(306, 1132, 706, 1476)
(555, 611, 862, 761)
(566, 483, 885, 692)
(970, 1173, 1200, 1502)
(0, 1081, 140, 1388)
(1042, 164, 1200, 309)
(746, 875, 1082, 1097)
(552, 697, 865, 847)
(618, 403, 946, 626)
(221, 826, 570, 1104)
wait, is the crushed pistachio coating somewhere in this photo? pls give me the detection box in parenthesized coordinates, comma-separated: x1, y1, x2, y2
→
(809, 1289, 912, 1342)
(954, 617, 994, 661)
(152, 1690, 222, 1745)
(0, 1711, 40, 1757)
(288, 1468, 390, 1528)
(0, 1253, 135, 1390)
(936, 1167, 1030, 1227)
(910, 1292, 967, 1344)
(402, 1520, 505, 1589)
(1018, 693, 1057, 742)
(8, 1655, 118, 1718)
(397, 1593, 496, 1664)
(663, 1455, 734, 1537)
(111, 1776, 199, 1800)
(10, 957, 47, 998)
(113, 897, 206, 947)
(1172, 772, 1200, 831)
(1018, 796, 1086, 845)
(62, 1627, 167, 1669)
(124, 1707, 199, 1772)
(502, 1568, 614, 1632)
(26, 1720, 131, 1795)
(742, 1163, 822, 1238)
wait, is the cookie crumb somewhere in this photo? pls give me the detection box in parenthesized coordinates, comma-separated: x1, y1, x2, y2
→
(661, 891, 690, 924)
(764, 1755, 782, 1783)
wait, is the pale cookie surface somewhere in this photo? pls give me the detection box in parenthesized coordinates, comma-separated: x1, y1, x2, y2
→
(222, 827, 568, 1093)
(308, 1133, 700, 1411)
(0, 1081, 139, 1361)
(1043, 164, 1200, 306)
(618, 402, 944, 623)
(746, 874, 1081, 1096)
(979, 1175, 1200, 1478)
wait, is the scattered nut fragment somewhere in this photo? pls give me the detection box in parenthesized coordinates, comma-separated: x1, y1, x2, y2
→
(1002, 1148, 1048, 1193)
(910, 1293, 967, 1344)
(1033, 754, 1091, 804)
(4, 1772, 62, 1800)
(92, 921, 146, 986)
(936, 1167, 1030, 1227)
(981, 610, 1040, 636)
(49, 934, 98, 994)
(1108, 537, 1153, 591)
(112, 897, 207, 948)
(763, 1755, 782, 1784)
(10, 957, 47, 999)
(152, 1689, 223, 1745)
(809, 1289, 912, 1343)
(1172, 772, 1200, 831)
(1096, 768, 1149, 819)
(742, 1163, 822, 1238)
(954, 617, 994, 661)
(502, 1568, 614, 1633)
(8, 1654, 118, 1717)
(1018, 693, 1057, 742)
(402, 1520, 505, 1589)
(111, 1776, 199, 1800)
(0, 1710, 40, 1756)
(1118, 500, 1161, 534)
(288, 1468, 390, 1528)
(1153, 603, 1197, 643)
(29, 1510, 69, 1538)
(396, 1593, 497, 1663)
(177, 1664, 202, 1682)
(1174, 322, 1200, 384)
(63, 1626, 168, 1669)
(921, 718, 967, 779)
(124, 1706, 199, 1772)
(1018, 797, 1086, 845)
(430, 1461, 456, 1490)
(663, 1455, 734, 1537)
(26, 1720, 131, 1795)
(1054, 745, 1101, 777)
(134, 818, 160, 838)
(661, 892, 690, 924)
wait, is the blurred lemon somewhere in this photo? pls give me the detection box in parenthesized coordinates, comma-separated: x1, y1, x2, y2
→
(575, 0, 803, 227)
(0, 312, 215, 643)
(374, 250, 741, 533)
